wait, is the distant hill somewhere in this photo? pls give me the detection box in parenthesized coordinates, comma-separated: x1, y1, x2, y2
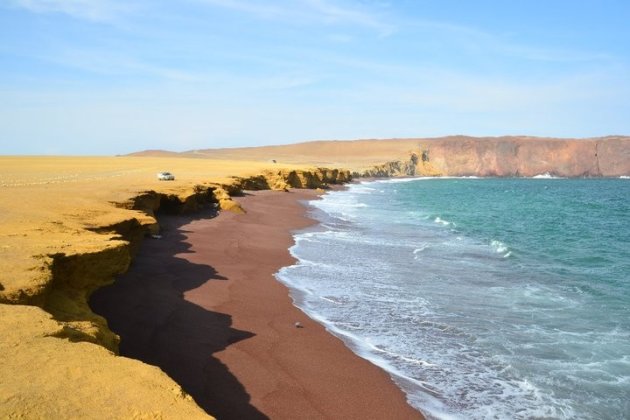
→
(127, 135, 630, 177)
(124, 149, 181, 158)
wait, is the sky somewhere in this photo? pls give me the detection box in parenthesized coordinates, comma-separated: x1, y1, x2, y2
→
(1, 0, 629, 155)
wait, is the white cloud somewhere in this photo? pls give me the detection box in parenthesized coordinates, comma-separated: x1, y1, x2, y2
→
(301, 0, 393, 34)
(38, 48, 199, 82)
(11, 0, 133, 22)
(406, 19, 614, 64)
(196, 0, 394, 35)
(193, 0, 289, 19)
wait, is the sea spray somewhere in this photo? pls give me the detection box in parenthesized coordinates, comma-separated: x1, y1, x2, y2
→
(276, 178, 630, 419)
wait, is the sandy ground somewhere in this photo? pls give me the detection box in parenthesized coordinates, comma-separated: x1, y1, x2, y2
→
(0, 156, 314, 301)
(91, 189, 423, 419)
(0, 155, 331, 419)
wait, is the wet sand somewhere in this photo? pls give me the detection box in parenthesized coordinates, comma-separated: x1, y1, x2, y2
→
(91, 189, 423, 419)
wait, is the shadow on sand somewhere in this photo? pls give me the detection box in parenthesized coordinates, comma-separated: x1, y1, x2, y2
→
(90, 209, 267, 419)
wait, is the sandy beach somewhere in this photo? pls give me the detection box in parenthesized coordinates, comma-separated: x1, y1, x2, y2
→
(91, 189, 423, 419)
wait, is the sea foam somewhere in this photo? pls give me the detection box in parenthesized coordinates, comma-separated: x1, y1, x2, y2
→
(277, 178, 630, 419)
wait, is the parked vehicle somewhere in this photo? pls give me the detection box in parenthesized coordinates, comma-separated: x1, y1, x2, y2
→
(157, 171, 175, 181)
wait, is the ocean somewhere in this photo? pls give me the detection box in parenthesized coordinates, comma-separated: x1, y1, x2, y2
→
(276, 178, 630, 419)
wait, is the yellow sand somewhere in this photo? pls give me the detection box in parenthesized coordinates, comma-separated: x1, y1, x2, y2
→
(1, 304, 209, 419)
(0, 156, 315, 299)
(0, 155, 322, 419)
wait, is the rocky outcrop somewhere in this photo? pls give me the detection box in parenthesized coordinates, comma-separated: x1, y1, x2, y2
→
(0, 304, 209, 419)
(17, 186, 226, 353)
(1, 167, 352, 352)
(0, 165, 353, 419)
(356, 159, 415, 178)
(233, 168, 352, 191)
(356, 153, 418, 178)
(356, 136, 630, 178)
(595, 137, 630, 176)
(44, 243, 132, 351)
(212, 187, 245, 214)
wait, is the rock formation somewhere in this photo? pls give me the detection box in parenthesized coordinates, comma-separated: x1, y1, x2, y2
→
(0, 165, 352, 418)
(355, 136, 630, 178)
(1, 304, 209, 419)
(131, 135, 629, 178)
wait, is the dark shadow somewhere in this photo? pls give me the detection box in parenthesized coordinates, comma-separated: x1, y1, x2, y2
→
(90, 210, 268, 420)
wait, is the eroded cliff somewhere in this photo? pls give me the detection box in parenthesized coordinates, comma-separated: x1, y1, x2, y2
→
(356, 136, 630, 178)
(0, 164, 350, 419)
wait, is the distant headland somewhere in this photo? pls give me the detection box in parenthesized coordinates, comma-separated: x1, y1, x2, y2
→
(129, 135, 630, 178)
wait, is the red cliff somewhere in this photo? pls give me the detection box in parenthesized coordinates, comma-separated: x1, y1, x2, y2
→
(412, 136, 629, 177)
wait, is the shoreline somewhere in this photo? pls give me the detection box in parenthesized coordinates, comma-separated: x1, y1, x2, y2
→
(91, 188, 423, 419)
(5, 148, 628, 418)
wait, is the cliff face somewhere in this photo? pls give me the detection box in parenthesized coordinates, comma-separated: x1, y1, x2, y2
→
(1, 167, 351, 350)
(133, 135, 629, 178)
(234, 167, 351, 191)
(0, 305, 210, 419)
(358, 137, 630, 178)
(0, 164, 351, 419)
(596, 137, 630, 176)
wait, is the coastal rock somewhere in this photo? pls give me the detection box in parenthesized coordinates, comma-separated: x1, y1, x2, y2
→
(597, 136, 630, 176)
(235, 168, 352, 191)
(356, 136, 630, 178)
(43, 242, 132, 351)
(213, 187, 245, 214)
(233, 174, 270, 190)
(0, 157, 356, 419)
(359, 154, 424, 177)
(0, 304, 210, 419)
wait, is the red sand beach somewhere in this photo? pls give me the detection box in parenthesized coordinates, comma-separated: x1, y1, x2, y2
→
(91, 189, 423, 419)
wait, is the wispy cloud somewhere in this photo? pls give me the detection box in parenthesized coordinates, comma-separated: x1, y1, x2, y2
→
(11, 0, 134, 22)
(3, 0, 628, 154)
(196, 0, 395, 35)
(193, 0, 289, 19)
(406, 19, 614, 64)
(41, 48, 202, 82)
(28, 45, 324, 91)
(302, 0, 393, 34)
(17, 47, 204, 83)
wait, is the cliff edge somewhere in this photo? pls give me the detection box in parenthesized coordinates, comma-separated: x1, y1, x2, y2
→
(350, 136, 630, 178)
(0, 156, 350, 419)
(138, 136, 629, 178)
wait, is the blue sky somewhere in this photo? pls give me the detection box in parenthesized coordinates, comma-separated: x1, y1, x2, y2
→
(1, 0, 629, 155)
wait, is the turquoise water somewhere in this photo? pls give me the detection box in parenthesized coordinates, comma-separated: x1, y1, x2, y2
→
(276, 178, 630, 419)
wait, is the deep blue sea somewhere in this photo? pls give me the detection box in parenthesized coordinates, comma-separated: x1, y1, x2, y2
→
(276, 178, 630, 419)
